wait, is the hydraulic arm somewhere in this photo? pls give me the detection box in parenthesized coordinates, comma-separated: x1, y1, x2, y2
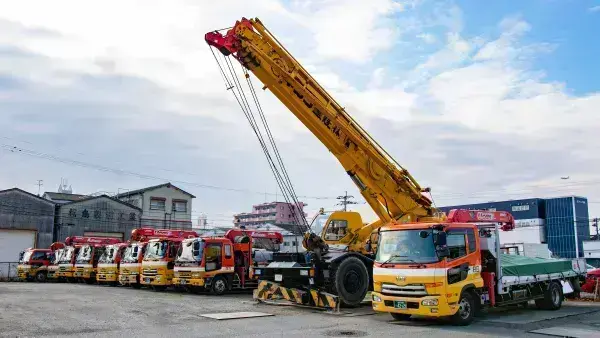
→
(206, 18, 438, 225)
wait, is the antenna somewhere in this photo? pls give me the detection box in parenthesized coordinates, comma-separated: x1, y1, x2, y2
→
(36, 180, 43, 196)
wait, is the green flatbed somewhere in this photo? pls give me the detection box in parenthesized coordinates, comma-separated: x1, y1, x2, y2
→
(500, 254, 576, 277)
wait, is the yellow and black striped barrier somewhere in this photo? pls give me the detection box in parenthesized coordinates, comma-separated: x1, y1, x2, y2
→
(253, 280, 339, 311)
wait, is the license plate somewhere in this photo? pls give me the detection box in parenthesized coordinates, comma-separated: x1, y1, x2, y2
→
(180, 280, 187, 285)
(274, 274, 283, 282)
(394, 301, 407, 309)
(144, 278, 150, 283)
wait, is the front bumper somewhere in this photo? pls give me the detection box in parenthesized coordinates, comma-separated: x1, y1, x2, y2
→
(371, 292, 457, 317)
(172, 277, 205, 287)
(17, 268, 30, 280)
(97, 273, 118, 282)
(119, 273, 139, 284)
(47, 269, 59, 279)
(73, 267, 94, 279)
(140, 274, 169, 286)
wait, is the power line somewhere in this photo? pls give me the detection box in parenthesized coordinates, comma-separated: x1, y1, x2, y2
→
(335, 191, 360, 211)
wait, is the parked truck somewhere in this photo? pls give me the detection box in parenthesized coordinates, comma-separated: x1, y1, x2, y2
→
(172, 229, 283, 294)
(47, 247, 66, 281)
(371, 209, 587, 325)
(96, 242, 129, 285)
(17, 242, 64, 282)
(140, 229, 198, 291)
(72, 236, 122, 284)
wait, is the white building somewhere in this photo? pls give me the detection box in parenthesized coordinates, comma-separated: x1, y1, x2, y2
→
(116, 183, 195, 230)
(583, 240, 600, 268)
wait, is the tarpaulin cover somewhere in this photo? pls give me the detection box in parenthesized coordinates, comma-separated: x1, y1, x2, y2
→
(500, 254, 574, 276)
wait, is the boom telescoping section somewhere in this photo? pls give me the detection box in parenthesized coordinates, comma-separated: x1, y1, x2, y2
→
(206, 17, 445, 308)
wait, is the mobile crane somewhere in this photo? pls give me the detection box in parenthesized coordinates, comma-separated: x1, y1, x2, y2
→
(17, 242, 64, 282)
(206, 18, 444, 308)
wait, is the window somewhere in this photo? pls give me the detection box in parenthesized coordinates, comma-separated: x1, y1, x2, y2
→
(173, 200, 187, 212)
(224, 245, 232, 258)
(466, 229, 476, 253)
(205, 244, 222, 272)
(324, 219, 348, 241)
(150, 197, 165, 210)
(447, 230, 467, 260)
(31, 251, 47, 260)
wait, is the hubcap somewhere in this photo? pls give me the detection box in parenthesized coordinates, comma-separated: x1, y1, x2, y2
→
(458, 298, 471, 319)
(215, 280, 225, 293)
(343, 270, 361, 294)
(552, 287, 560, 305)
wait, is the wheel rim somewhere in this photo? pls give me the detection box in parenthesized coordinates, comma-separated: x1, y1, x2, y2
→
(343, 270, 361, 294)
(458, 297, 471, 319)
(215, 280, 226, 293)
(551, 287, 560, 305)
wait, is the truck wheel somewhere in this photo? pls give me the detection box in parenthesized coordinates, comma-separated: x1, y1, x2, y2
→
(331, 257, 369, 307)
(211, 276, 227, 296)
(390, 313, 411, 321)
(450, 292, 475, 326)
(538, 282, 563, 310)
(35, 271, 47, 283)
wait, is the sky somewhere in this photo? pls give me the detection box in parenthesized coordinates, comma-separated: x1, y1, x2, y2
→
(1, 0, 600, 228)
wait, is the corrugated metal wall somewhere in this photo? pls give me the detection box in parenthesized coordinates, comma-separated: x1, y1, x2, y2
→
(545, 196, 589, 258)
(0, 189, 55, 249)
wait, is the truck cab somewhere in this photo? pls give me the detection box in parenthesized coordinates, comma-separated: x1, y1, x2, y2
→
(47, 248, 65, 280)
(141, 238, 185, 290)
(96, 243, 128, 284)
(17, 248, 52, 282)
(57, 245, 80, 281)
(72, 237, 122, 283)
(118, 242, 147, 287)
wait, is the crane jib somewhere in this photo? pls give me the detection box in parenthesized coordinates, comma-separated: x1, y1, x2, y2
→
(206, 17, 437, 222)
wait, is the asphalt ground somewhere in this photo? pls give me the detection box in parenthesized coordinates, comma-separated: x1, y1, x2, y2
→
(1, 283, 599, 337)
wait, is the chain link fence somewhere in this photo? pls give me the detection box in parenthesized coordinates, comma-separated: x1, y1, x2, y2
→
(0, 262, 19, 282)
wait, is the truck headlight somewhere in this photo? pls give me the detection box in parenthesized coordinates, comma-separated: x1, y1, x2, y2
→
(372, 294, 382, 302)
(421, 299, 438, 306)
(300, 270, 309, 276)
(254, 269, 261, 275)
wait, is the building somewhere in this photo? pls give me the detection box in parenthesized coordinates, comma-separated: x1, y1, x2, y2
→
(439, 196, 590, 259)
(0, 188, 56, 269)
(583, 240, 600, 268)
(56, 195, 142, 241)
(43, 192, 87, 205)
(233, 201, 307, 228)
(116, 183, 195, 230)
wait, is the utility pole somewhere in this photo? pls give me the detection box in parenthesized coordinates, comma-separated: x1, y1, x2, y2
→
(336, 191, 358, 211)
(36, 180, 43, 196)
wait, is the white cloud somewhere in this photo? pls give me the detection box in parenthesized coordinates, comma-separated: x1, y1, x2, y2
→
(589, 5, 600, 12)
(1, 1, 600, 223)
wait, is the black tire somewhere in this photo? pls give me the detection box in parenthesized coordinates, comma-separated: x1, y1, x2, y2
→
(331, 257, 369, 307)
(131, 283, 141, 289)
(35, 271, 47, 283)
(153, 285, 167, 291)
(390, 313, 411, 321)
(537, 282, 563, 310)
(211, 275, 227, 296)
(85, 278, 95, 285)
(450, 291, 476, 326)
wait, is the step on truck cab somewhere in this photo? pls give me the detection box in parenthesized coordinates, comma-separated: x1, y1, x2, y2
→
(140, 229, 198, 291)
(72, 236, 122, 284)
(173, 229, 283, 294)
(96, 242, 129, 285)
(371, 209, 587, 325)
(17, 242, 64, 282)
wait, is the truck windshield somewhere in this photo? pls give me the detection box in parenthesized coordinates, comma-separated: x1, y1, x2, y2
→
(20, 251, 32, 264)
(59, 247, 75, 264)
(122, 244, 143, 263)
(176, 240, 204, 263)
(76, 245, 93, 263)
(52, 250, 63, 264)
(144, 241, 167, 260)
(376, 230, 439, 264)
(310, 212, 333, 237)
(99, 246, 118, 263)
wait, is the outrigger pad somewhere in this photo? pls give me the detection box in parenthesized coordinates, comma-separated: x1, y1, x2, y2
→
(253, 280, 283, 301)
(309, 289, 339, 310)
(253, 280, 339, 310)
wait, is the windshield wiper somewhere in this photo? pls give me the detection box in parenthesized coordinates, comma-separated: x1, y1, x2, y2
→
(381, 255, 408, 266)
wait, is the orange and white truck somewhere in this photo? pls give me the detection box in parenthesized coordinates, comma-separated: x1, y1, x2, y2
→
(72, 236, 122, 284)
(17, 242, 65, 282)
(140, 229, 198, 291)
(119, 229, 152, 288)
(47, 247, 66, 280)
(371, 209, 587, 325)
(96, 242, 129, 285)
(173, 229, 283, 294)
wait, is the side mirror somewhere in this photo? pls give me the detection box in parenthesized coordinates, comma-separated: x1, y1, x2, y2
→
(435, 232, 450, 258)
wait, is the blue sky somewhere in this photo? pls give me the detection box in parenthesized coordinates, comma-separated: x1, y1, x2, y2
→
(1, 0, 600, 224)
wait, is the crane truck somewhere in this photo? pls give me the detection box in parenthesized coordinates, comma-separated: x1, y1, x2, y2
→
(206, 18, 444, 308)
(172, 229, 283, 294)
(17, 242, 64, 282)
(73, 236, 122, 284)
(96, 242, 129, 285)
(372, 209, 586, 325)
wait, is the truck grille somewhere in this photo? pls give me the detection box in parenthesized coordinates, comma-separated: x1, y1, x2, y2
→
(143, 269, 157, 276)
(76, 267, 84, 272)
(59, 267, 69, 272)
(177, 271, 192, 278)
(381, 283, 427, 297)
